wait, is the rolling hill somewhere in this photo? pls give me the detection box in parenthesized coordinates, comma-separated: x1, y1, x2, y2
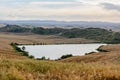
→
(0, 20, 120, 31)
(0, 25, 120, 44)
(0, 31, 120, 80)
(0, 24, 120, 79)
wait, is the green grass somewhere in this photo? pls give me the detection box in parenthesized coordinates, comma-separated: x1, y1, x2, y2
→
(0, 58, 120, 80)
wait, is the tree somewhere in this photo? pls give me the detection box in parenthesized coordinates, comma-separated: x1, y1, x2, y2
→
(22, 46, 25, 51)
(41, 56, 46, 60)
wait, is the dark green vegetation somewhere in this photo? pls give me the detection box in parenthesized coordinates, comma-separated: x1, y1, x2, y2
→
(0, 25, 30, 33)
(1, 25, 120, 44)
(58, 54, 73, 60)
(61, 28, 120, 44)
(85, 52, 96, 55)
(31, 27, 66, 35)
(10, 43, 34, 59)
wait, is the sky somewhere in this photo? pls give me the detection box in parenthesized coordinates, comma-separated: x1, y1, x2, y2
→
(0, 0, 120, 22)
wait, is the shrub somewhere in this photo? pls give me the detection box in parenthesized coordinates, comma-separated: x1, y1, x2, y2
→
(60, 54, 73, 60)
(29, 55, 34, 59)
(85, 52, 96, 55)
(10, 42, 34, 59)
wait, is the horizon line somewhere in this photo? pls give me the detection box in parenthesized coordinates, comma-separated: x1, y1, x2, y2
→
(0, 20, 120, 23)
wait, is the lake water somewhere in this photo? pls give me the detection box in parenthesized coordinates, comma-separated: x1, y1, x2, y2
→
(18, 44, 106, 60)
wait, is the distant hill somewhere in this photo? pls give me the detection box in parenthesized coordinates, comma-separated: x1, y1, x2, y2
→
(0, 24, 120, 44)
(0, 25, 30, 33)
(0, 20, 120, 31)
(61, 28, 120, 44)
(0, 24, 6, 27)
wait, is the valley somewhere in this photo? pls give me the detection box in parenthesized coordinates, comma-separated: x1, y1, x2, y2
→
(0, 29, 120, 79)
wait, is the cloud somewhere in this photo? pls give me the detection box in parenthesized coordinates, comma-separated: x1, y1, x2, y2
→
(30, 2, 77, 5)
(0, 0, 120, 22)
(101, 3, 120, 11)
(0, 0, 76, 3)
(29, 2, 82, 8)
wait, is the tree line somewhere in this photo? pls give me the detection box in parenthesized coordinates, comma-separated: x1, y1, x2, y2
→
(1, 25, 120, 44)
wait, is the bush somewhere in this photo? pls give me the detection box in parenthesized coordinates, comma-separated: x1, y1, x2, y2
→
(85, 52, 96, 55)
(10, 42, 34, 59)
(36, 56, 47, 60)
(59, 54, 73, 60)
(21, 51, 29, 56)
(29, 55, 34, 59)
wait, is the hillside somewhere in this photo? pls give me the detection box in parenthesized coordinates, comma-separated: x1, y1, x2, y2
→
(1, 25, 120, 80)
(1, 25, 120, 44)
(0, 32, 120, 79)
(0, 32, 95, 59)
(61, 28, 120, 44)
(0, 20, 120, 31)
(61, 44, 120, 64)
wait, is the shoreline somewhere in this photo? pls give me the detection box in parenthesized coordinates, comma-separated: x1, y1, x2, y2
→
(16, 42, 105, 46)
(17, 43, 107, 60)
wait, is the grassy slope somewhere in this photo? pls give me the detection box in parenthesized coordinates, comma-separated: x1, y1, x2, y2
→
(2, 25, 120, 43)
(0, 59, 120, 80)
(0, 32, 96, 44)
(61, 44, 120, 64)
(0, 32, 120, 80)
(0, 32, 96, 60)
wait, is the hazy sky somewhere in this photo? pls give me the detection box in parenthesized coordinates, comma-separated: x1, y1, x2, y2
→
(0, 0, 120, 22)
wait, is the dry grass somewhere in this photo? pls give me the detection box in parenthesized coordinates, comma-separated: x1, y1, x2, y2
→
(0, 32, 120, 80)
(0, 59, 120, 80)
(61, 44, 120, 64)
(0, 32, 96, 44)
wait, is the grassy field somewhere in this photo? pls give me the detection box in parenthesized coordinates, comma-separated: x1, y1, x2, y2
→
(0, 32, 120, 80)
(0, 32, 96, 44)
(0, 59, 120, 80)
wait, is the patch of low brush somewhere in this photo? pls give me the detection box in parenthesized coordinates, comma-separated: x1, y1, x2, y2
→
(85, 52, 96, 55)
(10, 42, 34, 59)
(57, 54, 73, 60)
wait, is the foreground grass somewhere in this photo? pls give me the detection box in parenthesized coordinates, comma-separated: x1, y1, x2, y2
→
(0, 58, 120, 80)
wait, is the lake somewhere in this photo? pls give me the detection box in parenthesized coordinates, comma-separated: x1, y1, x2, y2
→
(18, 44, 106, 60)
